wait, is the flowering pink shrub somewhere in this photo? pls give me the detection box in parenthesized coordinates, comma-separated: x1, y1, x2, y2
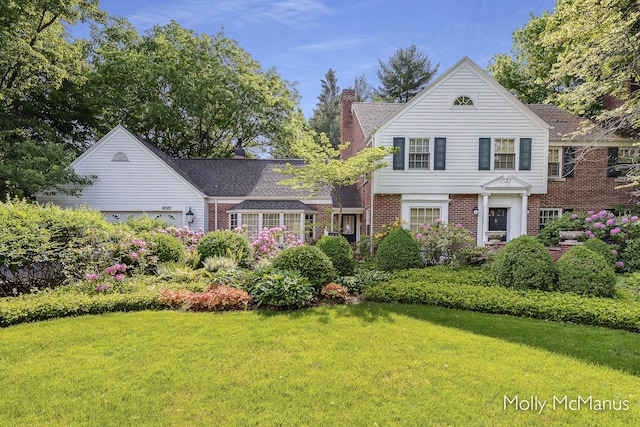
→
(156, 226, 205, 251)
(250, 226, 302, 260)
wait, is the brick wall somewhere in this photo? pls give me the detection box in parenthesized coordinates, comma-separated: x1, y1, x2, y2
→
(449, 194, 478, 236)
(340, 89, 356, 159)
(541, 146, 637, 212)
(372, 194, 402, 234)
(207, 203, 236, 231)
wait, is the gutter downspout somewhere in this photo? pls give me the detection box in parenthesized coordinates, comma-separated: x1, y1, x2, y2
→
(215, 199, 218, 231)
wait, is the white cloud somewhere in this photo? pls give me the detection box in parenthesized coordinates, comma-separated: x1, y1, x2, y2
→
(296, 36, 375, 52)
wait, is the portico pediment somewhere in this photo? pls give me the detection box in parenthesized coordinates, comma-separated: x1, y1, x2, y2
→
(481, 174, 531, 192)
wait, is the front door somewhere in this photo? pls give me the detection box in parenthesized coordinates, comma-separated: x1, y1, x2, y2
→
(489, 208, 507, 241)
(341, 214, 356, 243)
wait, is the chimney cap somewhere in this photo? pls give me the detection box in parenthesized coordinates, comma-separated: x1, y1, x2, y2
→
(234, 147, 246, 159)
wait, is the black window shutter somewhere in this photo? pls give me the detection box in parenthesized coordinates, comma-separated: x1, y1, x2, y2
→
(519, 138, 532, 170)
(563, 147, 575, 178)
(607, 147, 620, 177)
(393, 137, 405, 170)
(478, 138, 491, 170)
(434, 137, 446, 170)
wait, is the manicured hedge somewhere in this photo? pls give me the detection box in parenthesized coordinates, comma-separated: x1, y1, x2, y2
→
(364, 268, 640, 332)
(0, 290, 160, 327)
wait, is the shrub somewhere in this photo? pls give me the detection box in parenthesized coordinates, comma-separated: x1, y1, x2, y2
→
(320, 283, 349, 303)
(197, 230, 253, 268)
(148, 233, 185, 263)
(316, 235, 356, 276)
(272, 245, 336, 287)
(202, 256, 238, 272)
(357, 235, 378, 260)
(490, 235, 556, 291)
(364, 268, 640, 332)
(454, 245, 495, 266)
(621, 238, 640, 272)
(251, 226, 302, 260)
(582, 237, 617, 267)
(251, 269, 315, 309)
(124, 214, 168, 232)
(158, 286, 250, 311)
(336, 268, 392, 294)
(536, 212, 587, 246)
(414, 221, 476, 266)
(374, 228, 422, 271)
(556, 245, 617, 297)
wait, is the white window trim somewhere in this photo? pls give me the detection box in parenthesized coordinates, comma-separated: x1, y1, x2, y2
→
(401, 201, 450, 231)
(493, 137, 517, 171)
(539, 208, 562, 229)
(404, 137, 433, 171)
(230, 211, 310, 242)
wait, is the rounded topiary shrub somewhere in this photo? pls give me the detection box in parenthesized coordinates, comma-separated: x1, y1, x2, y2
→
(582, 237, 616, 267)
(316, 235, 356, 276)
(149, 233, 185, 263)
(490, 235, 556, 291)
(197, 230, 253, 268)
(374, 227, 422, 272)
(272, 245, 336, 287)
(556, 245, 616, 297)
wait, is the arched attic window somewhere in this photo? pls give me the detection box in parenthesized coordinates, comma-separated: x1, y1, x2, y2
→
(453, 95, 474, 106)
(112, 152, 129, 162)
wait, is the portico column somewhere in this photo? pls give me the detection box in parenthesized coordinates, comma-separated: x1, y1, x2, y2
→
(482, 193, 490, 243)
(521, 193, 529, 236)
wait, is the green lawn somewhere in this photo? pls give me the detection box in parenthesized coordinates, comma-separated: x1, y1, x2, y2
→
(1, 303, 639, 426)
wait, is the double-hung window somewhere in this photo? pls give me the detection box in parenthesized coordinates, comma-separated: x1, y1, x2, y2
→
(408, 138, 430, 169)
(409, 207, 440, 232)
(539, 209, 562, 230)
(494, 138, 515, 169)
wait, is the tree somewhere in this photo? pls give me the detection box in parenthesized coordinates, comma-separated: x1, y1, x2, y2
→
(275, 130, 395, 229)
(309, 69, 341, 149)
(542, 0, 640, 135)
(354, 74, 374, 102)
(87, 20, 300, 158)
(488, 12, 566, 104)
(0, 0, 104, 200)
(376, 44, 439, 103)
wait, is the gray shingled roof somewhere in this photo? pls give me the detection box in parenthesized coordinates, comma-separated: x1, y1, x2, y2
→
(526, 104, 624, 141)
(227, 200, 316, 211)
(352, 102, 403, 140)
(173, 158, 329, 198)
(334, 184, 362, 208)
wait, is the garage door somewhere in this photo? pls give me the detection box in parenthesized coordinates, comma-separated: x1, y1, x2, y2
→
(102, 211, 182, 227)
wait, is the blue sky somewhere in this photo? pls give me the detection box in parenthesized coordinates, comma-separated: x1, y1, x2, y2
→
(84, 0, 557, 117)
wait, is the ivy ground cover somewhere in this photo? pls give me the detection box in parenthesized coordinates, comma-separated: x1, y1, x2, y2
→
(1, 304, 639, 426)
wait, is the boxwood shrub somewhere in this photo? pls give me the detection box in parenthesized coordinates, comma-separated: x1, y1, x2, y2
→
(316, 235, 356, 276)
(490, 235, 556, 291)
(272, 245, 336, 287)
(582, 237, 617, 266)
(148, 233, 185, 263)
(556, 245, 617, 297)
(375, 227, 422, 271)
(364, 268, 640, 332)
(197, 230, 253, 268)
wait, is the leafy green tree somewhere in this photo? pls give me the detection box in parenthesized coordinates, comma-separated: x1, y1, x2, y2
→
(488, 12, 566, 104)
(0, 0, 104, 200)
(87, 20, 300, 158)
(542, 0, 640, 134)
(275, 130, 395, 228)
(376, 44, 439, 103)
(354, 74, 374, 102)
(309, 69, 341, 149)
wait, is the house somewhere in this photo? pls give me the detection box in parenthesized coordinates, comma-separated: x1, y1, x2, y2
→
(37, 125, 363, 242)
(340, 57, 636, 245)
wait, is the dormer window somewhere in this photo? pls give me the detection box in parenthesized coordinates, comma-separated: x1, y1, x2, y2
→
(453, 95, 474, 106)
(112, 152, 129, 162)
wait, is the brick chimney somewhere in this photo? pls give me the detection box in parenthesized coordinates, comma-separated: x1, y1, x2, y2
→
(340, 88, 355, 159)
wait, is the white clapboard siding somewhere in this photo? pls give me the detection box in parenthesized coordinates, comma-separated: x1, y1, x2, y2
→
(37, 126, 208, 230)
(372, 58, 550, 195)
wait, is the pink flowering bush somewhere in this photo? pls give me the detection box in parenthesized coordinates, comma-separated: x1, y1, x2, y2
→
(84, 262, 131, 294)
(539, 210, 640, 272)
(414, 221, 476, 266)
(156, 226, 205, 251)
(251, 226, 302, 260)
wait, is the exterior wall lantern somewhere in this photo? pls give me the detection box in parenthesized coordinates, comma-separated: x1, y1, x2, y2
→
(472, 207, 479, 216)
(185, 207, 194, 225)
